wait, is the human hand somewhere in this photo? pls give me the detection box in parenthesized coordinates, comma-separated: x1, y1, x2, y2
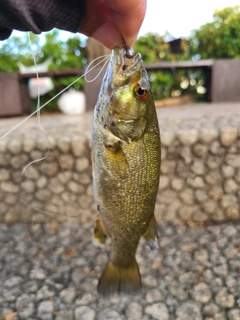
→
(80, 0, 146, 49)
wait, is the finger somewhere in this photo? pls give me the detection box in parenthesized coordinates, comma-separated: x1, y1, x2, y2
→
(90, 22, 122, 49)
(79, 0, 146, 49)
(80, 0, 122, 48)
(104, 0, 147, 47)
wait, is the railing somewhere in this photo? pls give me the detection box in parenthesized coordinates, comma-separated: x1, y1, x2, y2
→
(17, 59, 214, 112)
(1, 59, 239, 117)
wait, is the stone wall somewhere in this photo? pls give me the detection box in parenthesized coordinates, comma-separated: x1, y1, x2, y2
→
(0, 132, 95, 224)
(156, 126, 240, 223)
(0, 112, 240, 224)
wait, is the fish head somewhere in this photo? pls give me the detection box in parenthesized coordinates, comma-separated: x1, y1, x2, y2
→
(100, 47, 154, 142)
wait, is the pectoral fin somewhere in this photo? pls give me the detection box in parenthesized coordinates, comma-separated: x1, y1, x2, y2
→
(142, 215, 159, 250)
(93, 214, 108, 248)
(102, 133, 129, 177)
(103, 134, 122, 152)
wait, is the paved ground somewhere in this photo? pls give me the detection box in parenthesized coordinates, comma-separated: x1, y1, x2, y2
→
(1, 102, 240, 139)
(0, 222, 240, 320)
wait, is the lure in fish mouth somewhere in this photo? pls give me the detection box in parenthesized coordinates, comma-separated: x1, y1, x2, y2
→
(92, 45, 161, 297)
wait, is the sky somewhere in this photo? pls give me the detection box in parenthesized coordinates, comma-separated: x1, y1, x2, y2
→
(139, 0, 240, 38)
(10, 0, 239, 42)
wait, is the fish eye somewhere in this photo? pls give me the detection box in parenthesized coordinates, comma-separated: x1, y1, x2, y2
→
(135, 86, 148, 99)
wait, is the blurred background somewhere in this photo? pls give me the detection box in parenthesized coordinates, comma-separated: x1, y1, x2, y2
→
(0, 2, 240, 113)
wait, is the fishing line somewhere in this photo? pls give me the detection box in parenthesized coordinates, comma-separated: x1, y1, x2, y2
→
(84, 53, 111, 83)
(18, 32, 49, 181)
(0, 53, 111, 141)
(4, 33, 111, 218)
(27, 32, 42, 130)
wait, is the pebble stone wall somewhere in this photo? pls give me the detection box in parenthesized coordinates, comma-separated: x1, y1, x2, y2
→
(0, 113, 240, 224)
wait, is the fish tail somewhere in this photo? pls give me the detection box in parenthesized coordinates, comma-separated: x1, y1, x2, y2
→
(97, 258, 141, 297)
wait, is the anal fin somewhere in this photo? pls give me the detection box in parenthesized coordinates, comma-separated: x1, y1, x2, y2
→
(142, 215, 159, 250)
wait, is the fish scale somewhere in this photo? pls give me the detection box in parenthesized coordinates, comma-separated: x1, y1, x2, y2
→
(92, 46, 161, 296)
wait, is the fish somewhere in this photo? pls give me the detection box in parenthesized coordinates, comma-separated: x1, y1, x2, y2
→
(91, 46, 161, 297)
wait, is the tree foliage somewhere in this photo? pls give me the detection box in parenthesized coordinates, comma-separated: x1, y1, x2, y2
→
(135, 6, 240, 101)
(0, 6, 239, 109)
(40, 30, 87, 110)
(135, 33, 206, 101)
(189, 6, 240, 59)
(0, 30, 87, 110)
(135, 32, 188, 63)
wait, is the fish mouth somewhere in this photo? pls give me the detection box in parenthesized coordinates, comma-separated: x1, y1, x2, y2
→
(111, 46, 143, 77)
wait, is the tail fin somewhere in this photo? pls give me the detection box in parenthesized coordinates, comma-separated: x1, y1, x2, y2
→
(97, 259, 141, 297)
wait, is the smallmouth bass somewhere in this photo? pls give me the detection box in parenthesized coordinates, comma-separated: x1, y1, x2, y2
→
(92, 46, 161, 296)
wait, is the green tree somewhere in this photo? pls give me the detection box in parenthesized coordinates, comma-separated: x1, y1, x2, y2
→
(40, 30, 87, 110)
(136, 33, 205, 101)
(0, 33, 41, 72)
(135, 32, 188, 63)
(135, 33, 169, 63)
(0, 30, 87, 111)
(188, 5, 240, 59)
(135, 6, 240, 102)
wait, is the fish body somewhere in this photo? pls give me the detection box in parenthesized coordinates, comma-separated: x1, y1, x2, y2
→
(92, 47, 161, 296)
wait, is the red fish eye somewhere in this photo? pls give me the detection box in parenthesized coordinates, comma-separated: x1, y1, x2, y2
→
(135, 86, 148, 99)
